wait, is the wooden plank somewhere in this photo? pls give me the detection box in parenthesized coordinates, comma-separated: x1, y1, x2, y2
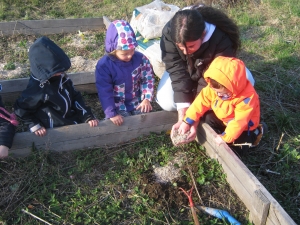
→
(103, 16, 111, 29)
(199, 138, 254, 209)
(0, 83, 97, 104)
(201, 137, 273, 225)
(250, 189, 270, 225)
(0, 18, 105, 36)
(0, 77, 29, 94)
(1, 72, 95, 93)
(74, 83, 97, 94)
(9, 111, 177, 157)
(0, 72, 96, 103)
(67, 71, 95, 84)
(266, 218, 275, 225)
(197, 123, 262, 195)
(196, 122, 297, 225)
(265, 199, 295, 225)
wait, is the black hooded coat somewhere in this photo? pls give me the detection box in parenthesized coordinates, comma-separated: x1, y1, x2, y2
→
(14, 37, 95, 132)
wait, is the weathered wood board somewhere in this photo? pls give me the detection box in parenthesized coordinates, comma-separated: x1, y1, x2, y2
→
(0, 18, 105, 36)
(10, 111, 177, 157)
(0, 72, 96, 104)
(196, 123, 296, 225)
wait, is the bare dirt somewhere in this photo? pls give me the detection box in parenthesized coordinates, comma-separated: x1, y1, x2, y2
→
(0, 55, 97, 79)
(0, 31, 102, 79)
(138, 149, 250, 224)
(0, 52, 98, 80)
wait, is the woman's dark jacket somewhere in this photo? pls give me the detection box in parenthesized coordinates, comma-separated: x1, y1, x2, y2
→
(14, 36, 95, 132)
(0, 95, 15, 148)
(160, 21, 236, 104)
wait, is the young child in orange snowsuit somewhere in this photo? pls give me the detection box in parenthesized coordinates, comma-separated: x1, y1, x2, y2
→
(175, 56, 265, 156)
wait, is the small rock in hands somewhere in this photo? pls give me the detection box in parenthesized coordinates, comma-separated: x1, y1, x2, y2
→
(171, 129, 191, 146)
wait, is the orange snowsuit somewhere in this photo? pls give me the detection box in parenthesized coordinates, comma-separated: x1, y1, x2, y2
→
(183, 56, 260, 143)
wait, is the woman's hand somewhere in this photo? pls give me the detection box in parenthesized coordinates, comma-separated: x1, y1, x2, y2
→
(88, 119, 99, 127)
(110, 115, 123, 126)
(171, 120, 182, 133)
(34, 127, 47, 137)
(136, 99, 152, 113)
(177, 107, 188, 121)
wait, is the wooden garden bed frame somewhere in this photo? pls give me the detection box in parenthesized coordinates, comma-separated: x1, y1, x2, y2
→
(0, 18, 296, 225)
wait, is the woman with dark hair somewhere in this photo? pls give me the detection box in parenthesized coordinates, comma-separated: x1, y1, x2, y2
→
(156, 4, 254, 133)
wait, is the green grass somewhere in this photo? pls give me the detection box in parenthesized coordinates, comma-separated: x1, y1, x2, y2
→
(0, 133, 250, 224)
(228, 1, 300, 223)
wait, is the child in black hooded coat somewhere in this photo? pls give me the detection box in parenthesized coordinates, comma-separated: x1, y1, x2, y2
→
(14, 36, 98, 137)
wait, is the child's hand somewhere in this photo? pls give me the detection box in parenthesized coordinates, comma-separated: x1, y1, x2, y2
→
(34, 127, 47, 137)
(110, 115, 123, 126)
(88, 119, 98, 127)
(171, 121, 198, 146)
(187, 121, 199, 141)
(136, 99, 152, 113)
(0, 145, 9, 159)
(172, 120, 199, 145)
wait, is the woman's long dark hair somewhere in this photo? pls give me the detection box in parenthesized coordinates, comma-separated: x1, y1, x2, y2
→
(170, 10, 205, 44)
(170, 5, 240, 52)
(198, 6, 240, 51)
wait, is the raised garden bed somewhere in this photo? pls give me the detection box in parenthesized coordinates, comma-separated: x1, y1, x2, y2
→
(0, 17, 297, 225)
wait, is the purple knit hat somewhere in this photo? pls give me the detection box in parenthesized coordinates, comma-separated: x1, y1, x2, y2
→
(105, 20, 138, 53)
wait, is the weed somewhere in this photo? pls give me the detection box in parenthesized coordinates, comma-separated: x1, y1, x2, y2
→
(3, 62, 15, 70)
(17, 40, 27, 48)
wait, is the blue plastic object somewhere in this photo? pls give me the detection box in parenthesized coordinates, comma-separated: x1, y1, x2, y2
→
(198, 206, 241, 225)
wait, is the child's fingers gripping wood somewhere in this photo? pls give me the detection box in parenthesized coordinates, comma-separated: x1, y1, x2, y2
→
(110, 115, 123, 126)
(88, 119, 99, 127)
(136, 99, 152, 113)
(34, 127, 47, 137)
(0, 145, 9, 158)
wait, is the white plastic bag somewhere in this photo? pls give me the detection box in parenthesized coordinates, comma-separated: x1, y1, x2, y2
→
(130, 0, 179, 40)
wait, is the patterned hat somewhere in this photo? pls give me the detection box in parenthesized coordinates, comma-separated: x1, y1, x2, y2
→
(105, 20, 138, 53)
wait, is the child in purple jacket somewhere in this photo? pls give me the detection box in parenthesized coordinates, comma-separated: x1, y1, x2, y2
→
(95, 20, 155, 126)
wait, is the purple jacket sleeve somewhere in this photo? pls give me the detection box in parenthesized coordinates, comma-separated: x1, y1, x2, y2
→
(95, 59, 118, 119)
